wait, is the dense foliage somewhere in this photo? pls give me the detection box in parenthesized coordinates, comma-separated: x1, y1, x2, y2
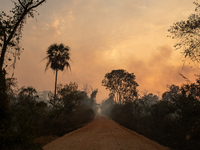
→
(102, 69, 138, 104)
(0, 82, 96, 149)
(102, 73, 200, 150)
(0, 0, 46, 143)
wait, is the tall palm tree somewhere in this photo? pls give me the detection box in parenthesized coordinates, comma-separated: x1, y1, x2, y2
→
(44, 43, 71, 108)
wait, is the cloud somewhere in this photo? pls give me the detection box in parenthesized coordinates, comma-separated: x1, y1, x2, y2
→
(52, 19, 61, 35)
(66, 11, 75, 28)
(9, 0, 200, 103)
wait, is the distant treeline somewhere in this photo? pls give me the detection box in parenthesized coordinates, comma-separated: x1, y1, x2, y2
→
(0, 81, 98, 150)
(101, 69, 200, 150)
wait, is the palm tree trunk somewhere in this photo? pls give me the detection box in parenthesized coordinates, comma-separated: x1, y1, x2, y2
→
(54, 68, 58, 109)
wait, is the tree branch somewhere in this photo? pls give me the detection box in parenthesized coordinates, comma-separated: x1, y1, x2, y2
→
(0, 30, 7, 70)
(0, 0, 46, 70)
(18, 0, 25, 9)
(28, 0, 46, 11)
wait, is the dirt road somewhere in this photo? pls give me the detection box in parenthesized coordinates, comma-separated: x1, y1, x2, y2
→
(43, 115, 169, 150)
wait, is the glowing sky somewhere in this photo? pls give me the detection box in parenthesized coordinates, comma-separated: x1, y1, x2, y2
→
(1, 0, 200, 102)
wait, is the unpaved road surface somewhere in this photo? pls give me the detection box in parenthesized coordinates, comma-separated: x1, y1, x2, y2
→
(43, 115, 169, 150)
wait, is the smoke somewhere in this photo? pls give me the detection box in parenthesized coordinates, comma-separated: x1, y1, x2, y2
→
(10, 0, 199, 103)
(126, 45, 199, 95)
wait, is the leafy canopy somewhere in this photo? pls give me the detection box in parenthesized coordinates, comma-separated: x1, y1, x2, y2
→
(102, 69, 138, 104)
(168, 1, 200, 65)
(45, 43, 71, 72)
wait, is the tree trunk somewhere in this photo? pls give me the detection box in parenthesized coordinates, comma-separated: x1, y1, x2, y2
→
(54, 68, 58, 109)
(0, 69, 10, 131)
(0, 0, 46, 131)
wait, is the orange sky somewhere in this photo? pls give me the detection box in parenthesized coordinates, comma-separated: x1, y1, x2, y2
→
(2, 0, 200, 102)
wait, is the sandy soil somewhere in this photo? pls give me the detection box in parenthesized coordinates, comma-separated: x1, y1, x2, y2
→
(43, 115, 169, 150)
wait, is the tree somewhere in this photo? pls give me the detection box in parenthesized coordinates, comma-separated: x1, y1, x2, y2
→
(0, 0, 46, 71)
(18, 86, 39, 102)
(56, 82, 99, 114)
(0, 0, 46, 131)
(168, 1, 200, 65)
(102, 69, 139, 104)
(10, 86, 47, 142)
(44, 43, 71, 108)
(56, 82, 79, 111)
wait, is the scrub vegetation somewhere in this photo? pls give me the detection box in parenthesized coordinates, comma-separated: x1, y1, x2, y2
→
(0, 1, 97, 149)
(101, 70, 200, 150)
(0, 81, 98, 149)
(101, 2, 200, 149)
(1, 1, 200, 150)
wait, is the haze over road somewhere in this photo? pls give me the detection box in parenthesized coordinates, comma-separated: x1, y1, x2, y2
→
(43, 115, 169, 150)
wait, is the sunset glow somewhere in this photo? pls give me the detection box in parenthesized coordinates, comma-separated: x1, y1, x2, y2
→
(1, 0, 199, 102)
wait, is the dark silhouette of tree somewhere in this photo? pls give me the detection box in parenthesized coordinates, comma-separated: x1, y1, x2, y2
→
(107, 74, 200, 149)
(44, 43, 71, 109)
(102, 69, 138, 104)
(9, 86, 47, 146)
(56, 82, 80, 112)
(168, 1, 200, 65)
(0, 0, 46, 72)
(0, 0, 45, 132)
(18, 86, 39, 101)
(45, 82, 94, 136)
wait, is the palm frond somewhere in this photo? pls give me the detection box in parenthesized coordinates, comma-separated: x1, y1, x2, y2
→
(45, 60, 51, 72)
(43, 43, 71, 72)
